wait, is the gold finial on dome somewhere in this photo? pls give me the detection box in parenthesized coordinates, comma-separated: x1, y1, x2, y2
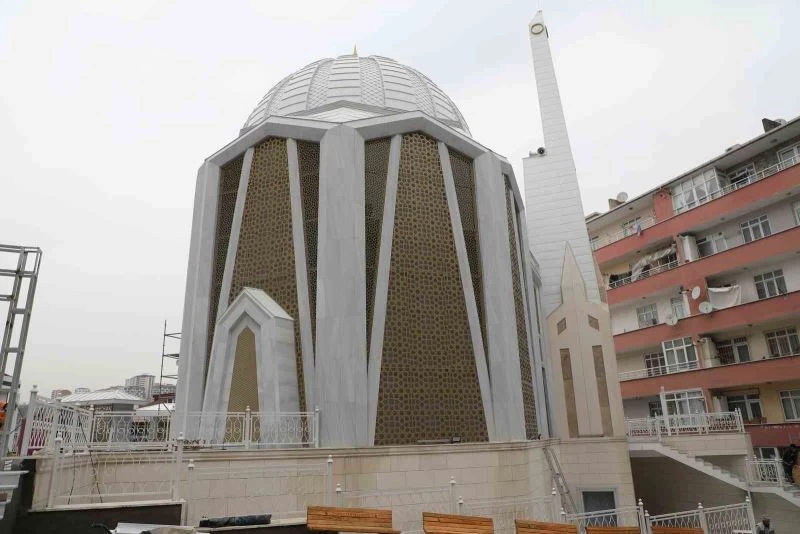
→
(353, 44, 358, 56)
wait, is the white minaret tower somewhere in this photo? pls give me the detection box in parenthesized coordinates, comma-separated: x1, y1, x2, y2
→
(524, 10, 600, 316)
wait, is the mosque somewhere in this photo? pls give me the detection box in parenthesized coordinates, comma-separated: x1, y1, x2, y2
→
(171, 9, 636, 521)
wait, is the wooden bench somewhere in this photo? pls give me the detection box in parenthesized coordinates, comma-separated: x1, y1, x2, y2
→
(307, 505, 400, 534)
(585, 527, 641, 534)
(423, 512, 494, 534)
(515, 519, 577, 534)
(651, 528, 703, 534)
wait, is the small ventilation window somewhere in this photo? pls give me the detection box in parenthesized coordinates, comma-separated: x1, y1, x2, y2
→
(557, 318, 567, 334)
(588, 315, 599, 330)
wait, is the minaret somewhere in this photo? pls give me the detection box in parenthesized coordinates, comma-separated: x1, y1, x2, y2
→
(523, 10, 600, 316)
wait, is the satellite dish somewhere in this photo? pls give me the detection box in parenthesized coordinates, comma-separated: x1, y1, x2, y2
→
(616, 192, 629, 203)
(666, 314, 678, 326)
(699, 301, 713, 314)
(691, 286, 701, 300)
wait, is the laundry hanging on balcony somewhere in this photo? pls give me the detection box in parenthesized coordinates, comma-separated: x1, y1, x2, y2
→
(707, 285, 742, 310)
(630, 244, 678, 282)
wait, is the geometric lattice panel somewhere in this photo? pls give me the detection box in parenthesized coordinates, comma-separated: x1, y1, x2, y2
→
(228, 327, 260, 413)
(364, 138, 391, 355)
(228, 137, 306, 411)
(506, 190, 537, 439)
(206, 154, 244, 383)
(375, 132, 488, 445)
(297, 141, 320, 351)
(449, 148, 486, 362)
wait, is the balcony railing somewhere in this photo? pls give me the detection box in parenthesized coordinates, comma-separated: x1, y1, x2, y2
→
(591, 216, 657, 250)
(608, 258, 679, 289)
(746, 458, 787, 487)
(625, 411, 744, 441)
(618, 360, 699, 382)
(673, 152, 800, 215)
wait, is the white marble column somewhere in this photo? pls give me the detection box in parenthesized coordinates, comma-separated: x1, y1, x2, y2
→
(475, 152, 526, 441)
(175, 160, 220, 433)
(315, 125, 369, 447)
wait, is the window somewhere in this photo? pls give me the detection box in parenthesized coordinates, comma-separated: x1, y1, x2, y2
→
(740, 215, 771, 243)
(622, 217, 642, 237)
(778, 144, 800, 165)
(670, 296, 687, 320)
(636, 303, 659, 328)
(590, 236, 599, 251)
(793, 201, 800, 226)
(716, 337, 750, 364)
(645, 352, 666, 377)
(779, 390, 800, 421)
(662, 337, 698, 372)
(726, 393, 762, 421)
(696, 233, 727, 258)
(582, 491, 617, 523)
(754, 269, 787, 299)
(728, 164, 756, 189)
(671, 169, 722, 213)
(664, 389, 706, 416)
(755, 447, 779, 460)
(648, 400, 663, 417)
(765, 328, 800, 358)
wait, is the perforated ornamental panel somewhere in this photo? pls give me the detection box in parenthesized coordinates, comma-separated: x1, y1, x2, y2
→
(364, 138, 391, 354)
(448, 149, 486, 360)
(506, 191, 537, 439)
(375, 132, 488, 445)
(297, 141, 320, 350)
(206, 155, 244, 380)
(228, 138, 306, 411)
(228, 327, 259, 413)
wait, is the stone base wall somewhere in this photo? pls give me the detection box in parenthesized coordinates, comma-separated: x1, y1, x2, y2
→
(31, 438, 636, 527)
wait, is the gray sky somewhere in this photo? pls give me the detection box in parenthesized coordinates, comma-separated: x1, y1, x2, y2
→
(1, 0, 798, 398)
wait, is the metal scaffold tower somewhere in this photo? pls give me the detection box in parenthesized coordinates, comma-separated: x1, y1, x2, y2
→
(157, 320, 180, 409)
(0, 244, 42, 454)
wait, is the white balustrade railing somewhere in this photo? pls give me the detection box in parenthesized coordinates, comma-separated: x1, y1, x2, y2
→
(16, 388, 320, 455)
(592, 154, 800, 252)
(608, 258, 679, 289)
(566, 504, 643, 531)
(648, 501, 753, 534)
(592, 216, 657, 250)
(625, 411, 744, 441)
(674, 153, 800, 216)
(746, 458, 786, 487)
(618, 360, 699, 382)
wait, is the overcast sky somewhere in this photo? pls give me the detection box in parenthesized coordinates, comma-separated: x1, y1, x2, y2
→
(1, 0, 798, 399)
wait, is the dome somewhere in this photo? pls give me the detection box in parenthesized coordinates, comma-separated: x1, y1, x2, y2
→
(243, 54, 471, 136)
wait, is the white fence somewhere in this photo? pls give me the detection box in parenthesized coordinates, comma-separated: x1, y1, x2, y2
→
(565, 499, 754, 534)
(14, 389, 319, 455)
(746, 458, 786, 487)
(618, 360, 699, 382)
(625, 411, 744, 441)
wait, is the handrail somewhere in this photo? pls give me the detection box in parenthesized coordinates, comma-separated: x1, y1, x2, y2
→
(609, 258, 679, 289)
(625, 411, 745, 440)
(618, 360, 699, 382)
(592, 215, 657, 250)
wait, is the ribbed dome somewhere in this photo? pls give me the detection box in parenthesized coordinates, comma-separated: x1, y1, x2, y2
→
(243, 54, 471, 136)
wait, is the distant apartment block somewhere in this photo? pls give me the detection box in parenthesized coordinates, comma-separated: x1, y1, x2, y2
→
(586, 115, 800, 459)
(124, 374, 155, 400)
(50, 389, 71, 400)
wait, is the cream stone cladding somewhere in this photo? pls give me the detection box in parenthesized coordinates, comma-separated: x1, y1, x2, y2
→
(545, 245, 625, 439)
(31, 439, 635, 526)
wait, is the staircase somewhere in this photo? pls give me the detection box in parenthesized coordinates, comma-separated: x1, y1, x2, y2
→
(543, 446, 577, 514)
(630, 441, 800, 507)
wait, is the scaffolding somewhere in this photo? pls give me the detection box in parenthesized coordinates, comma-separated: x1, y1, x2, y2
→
(0, 244, 42, 455)
(157, 320, 180, 410)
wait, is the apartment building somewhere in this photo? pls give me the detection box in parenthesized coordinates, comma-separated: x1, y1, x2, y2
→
(587, 115, 800, 460)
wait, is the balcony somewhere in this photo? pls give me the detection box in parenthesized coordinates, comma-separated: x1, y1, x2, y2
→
(618, 360, 699, 382)
(594, 153, 800, 266)
(619, 354, 800, 398)
(592, 215, 657, 250)
(608, 257, 679, 289)
(607, 224, 800, 305)
(613, 288, 800, 353)
(625, 411, 744, 441)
